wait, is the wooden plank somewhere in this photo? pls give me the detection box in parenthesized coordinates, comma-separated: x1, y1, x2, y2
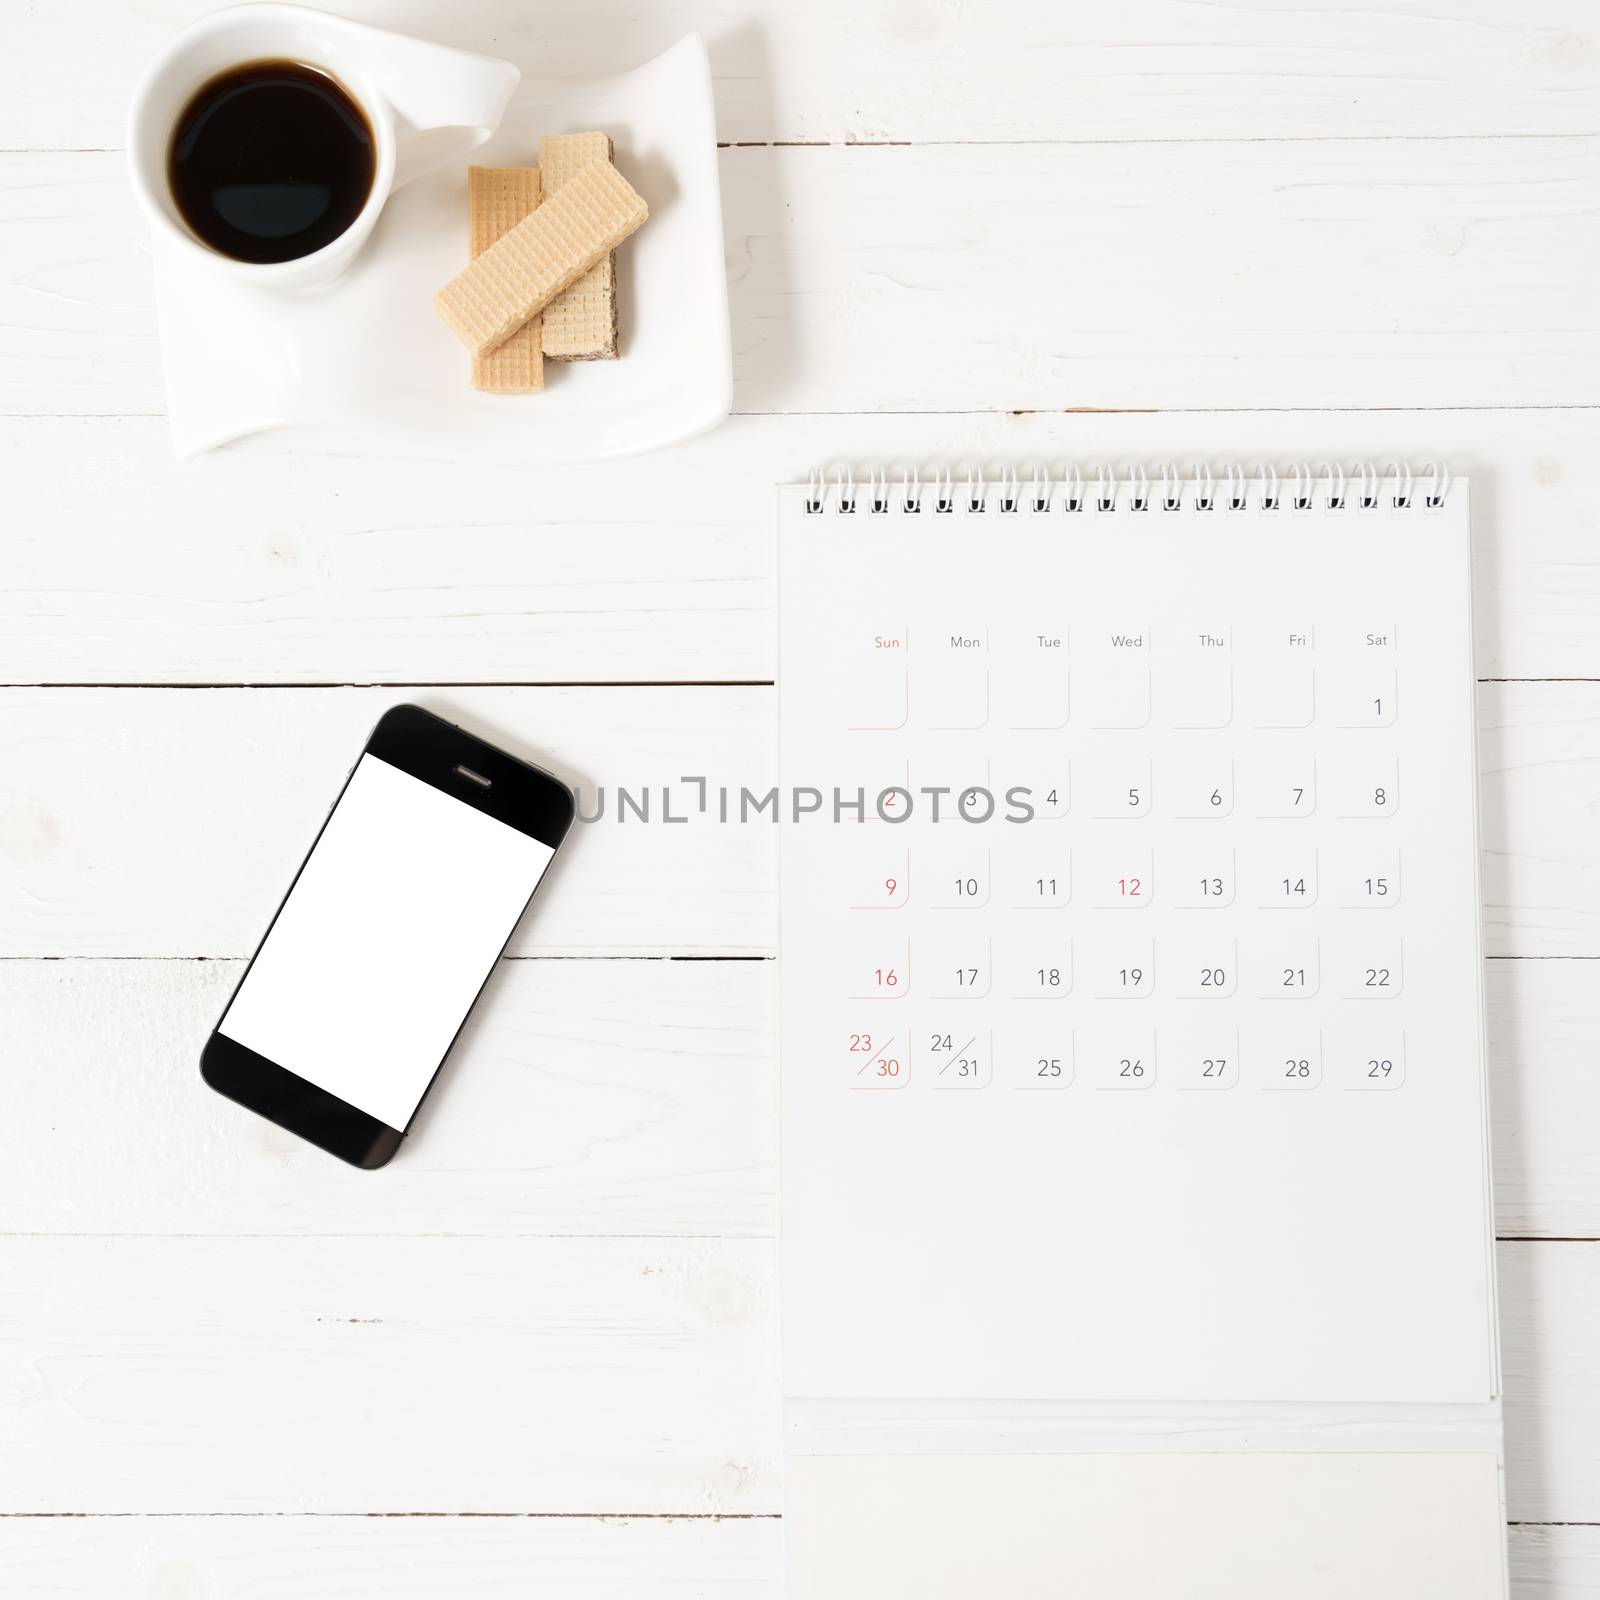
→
(1503, 1242, 1600, 1522)
(0, 1234, 1580, 1519)
(8, 141, 1600, 417)
(0, 1516, 783, 1599)
(0, 1520, 1594, 1600)
(0, 413, 776, 686)
(714, 139, 1600, 414)
(1478, 684, 1600, 958)
(0, 1517, 1589, 1600)
(1487, 959, 1600, 1240)
(0, 958, 775, 1240)
(4, 411, 1600, 685)
(0, 956, 1590, 1240)
(1, 682, 1597, 959)
(6, 0, 1598, 151)
(1, 156, 155, 416)
(0, 686, 776, 959)
(0, 1235, 778, 1514)
(1508, 1525, 1600, 1598)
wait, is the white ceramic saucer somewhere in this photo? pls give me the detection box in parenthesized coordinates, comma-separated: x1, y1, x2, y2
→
(152, 34, 731, 461)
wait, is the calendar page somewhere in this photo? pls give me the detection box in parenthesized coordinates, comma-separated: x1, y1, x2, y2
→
(778, 473, 1496, 1407)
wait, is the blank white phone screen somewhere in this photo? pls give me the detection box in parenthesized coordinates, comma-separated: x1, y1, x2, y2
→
(219, 753, 556, 1131)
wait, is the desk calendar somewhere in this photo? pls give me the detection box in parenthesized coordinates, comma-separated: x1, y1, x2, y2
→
(778, 464, 1504, 1598)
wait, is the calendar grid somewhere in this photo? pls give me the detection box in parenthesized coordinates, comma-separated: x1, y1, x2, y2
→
(780, 470, 1497, 1412)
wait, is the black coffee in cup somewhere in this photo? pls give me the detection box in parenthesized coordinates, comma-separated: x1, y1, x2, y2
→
(168, 60, 375, 265)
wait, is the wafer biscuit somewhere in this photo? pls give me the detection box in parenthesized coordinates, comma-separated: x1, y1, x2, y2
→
(468, 166, 543, 394)
(539, 132, 620, 360)
(434, 160, 648, 358)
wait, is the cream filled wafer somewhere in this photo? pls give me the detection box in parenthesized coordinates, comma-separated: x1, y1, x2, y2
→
(539, 132, 620, 360)
(434, 160, 648, 358)
(468, 166, 543, 394)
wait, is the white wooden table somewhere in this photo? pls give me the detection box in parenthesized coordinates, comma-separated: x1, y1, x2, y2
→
(4, 2, 1599, 1593)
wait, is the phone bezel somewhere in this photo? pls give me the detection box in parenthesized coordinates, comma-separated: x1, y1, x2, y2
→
(199, 704, 575, 1169)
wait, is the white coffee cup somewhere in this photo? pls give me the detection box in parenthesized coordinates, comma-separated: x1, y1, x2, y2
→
(128, 3, 519, 290)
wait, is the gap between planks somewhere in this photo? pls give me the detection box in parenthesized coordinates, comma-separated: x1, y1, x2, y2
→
(0, 953, 777, 963)
(735, 403, 1600, 416)
(9, 404, 1600, 423)
(0, 1512, 1583, 1524)
(0, 1510, 780, 1520)
(0, 1233, 1589, 1244)
(9, 131, 1600, 158)
(0, 681, 781, 691)
(0, 953, 1584, 962)
(3, 679, 1594, 689)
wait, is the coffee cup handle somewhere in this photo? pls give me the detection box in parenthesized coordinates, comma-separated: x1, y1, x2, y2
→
(360, 31, 520, 193)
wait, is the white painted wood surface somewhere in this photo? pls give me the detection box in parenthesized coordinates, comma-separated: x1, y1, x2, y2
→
(0, 1234, 776, 1514)
(3, 411, 1600, 684)
(8, 0, 1600, 149)
(0, 1517, 783, 1599)
(8, 142, 1600, 415)
(4, 0, 1598, 1591)
(0, 1519, 1586, 1600)
(0, 1226, 1593, 1521)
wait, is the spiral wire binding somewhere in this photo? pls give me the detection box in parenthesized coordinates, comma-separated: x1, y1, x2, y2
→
(802, 461, 1455, 514)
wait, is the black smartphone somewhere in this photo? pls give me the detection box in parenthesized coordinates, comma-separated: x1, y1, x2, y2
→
(200, 704, 575, 1169)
